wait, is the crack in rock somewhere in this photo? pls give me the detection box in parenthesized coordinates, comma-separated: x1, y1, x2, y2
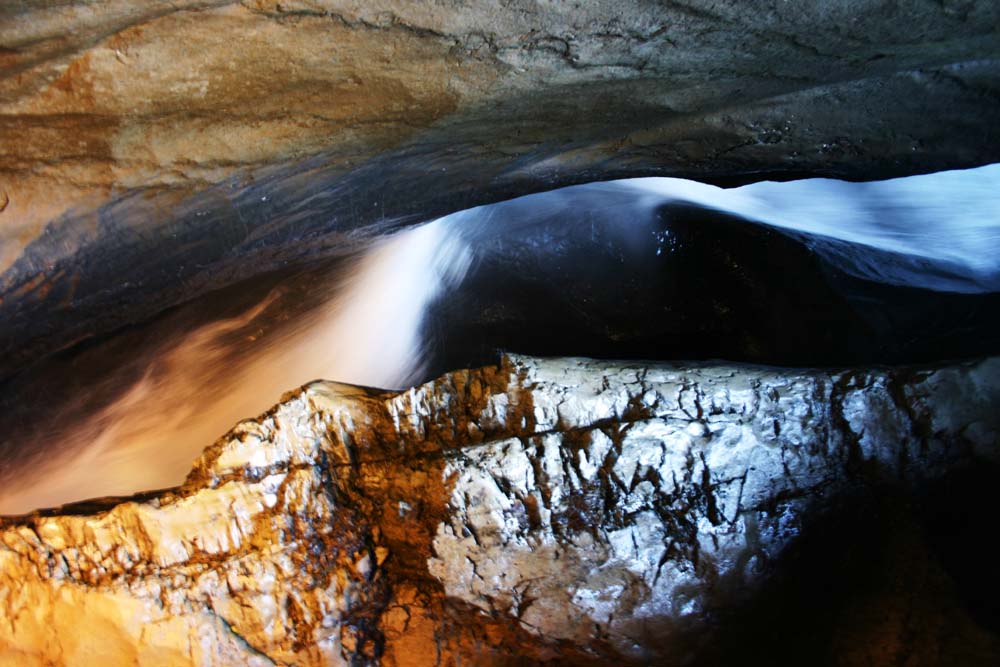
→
(0, 354, 997, 665)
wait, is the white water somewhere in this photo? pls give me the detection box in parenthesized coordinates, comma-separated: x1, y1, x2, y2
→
(0, 221, 471, 514)
(624, 163, 1000, 292)
(1, 164, 997, 514)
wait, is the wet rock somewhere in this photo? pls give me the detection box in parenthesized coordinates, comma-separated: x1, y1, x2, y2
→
(2, 1, 1000, 371)
(421, 200, 1000, 372)
(1, 354, 997, 665)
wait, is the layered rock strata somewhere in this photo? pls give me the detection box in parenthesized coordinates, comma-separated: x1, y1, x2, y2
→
(1, 354, 998, 665)
(5, 0, 999, 242)
(3, 1, 1000, 371)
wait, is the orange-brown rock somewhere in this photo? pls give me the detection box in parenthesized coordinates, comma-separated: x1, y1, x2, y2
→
(1, 354, 998, 665)
(4, 1, 1000, 251)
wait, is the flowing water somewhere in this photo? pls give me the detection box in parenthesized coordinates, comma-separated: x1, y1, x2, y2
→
(0, 224, 472, 513)
(1, 164, 998, 514)
(625, 164, 1000, 293)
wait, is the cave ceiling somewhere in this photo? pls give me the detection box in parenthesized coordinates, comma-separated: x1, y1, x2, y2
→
(1, 0, 1000, 372)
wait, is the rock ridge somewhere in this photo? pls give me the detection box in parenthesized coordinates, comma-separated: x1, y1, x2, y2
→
(0, 354, 998, 665)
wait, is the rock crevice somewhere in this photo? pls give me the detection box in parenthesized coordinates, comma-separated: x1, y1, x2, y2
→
(1, 354, 998, 665)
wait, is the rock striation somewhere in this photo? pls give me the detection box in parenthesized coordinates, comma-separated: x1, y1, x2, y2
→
(3, 1, 1000, 372)
(1, 354, 999, 665)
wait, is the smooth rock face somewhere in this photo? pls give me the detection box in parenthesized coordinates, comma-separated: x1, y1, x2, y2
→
(4, 0, 998, 241)
(1, 354, 998, 665)
(2, 1, 1000, 371)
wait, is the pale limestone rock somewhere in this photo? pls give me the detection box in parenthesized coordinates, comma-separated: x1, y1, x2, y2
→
(0, 354, 998, 665)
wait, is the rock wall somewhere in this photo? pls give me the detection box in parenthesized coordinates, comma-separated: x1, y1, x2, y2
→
(2, 1, 1000, 371)
(1, 354, 997, 666)
(4, 0, 999, 242)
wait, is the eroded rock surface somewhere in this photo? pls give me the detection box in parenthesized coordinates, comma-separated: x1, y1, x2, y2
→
(1, 354, 998, 665)
(3, 1, 1000, 371)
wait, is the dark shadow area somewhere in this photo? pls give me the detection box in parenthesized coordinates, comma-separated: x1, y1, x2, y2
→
(917, 464, 1000, 635)
(4, 187, 998, 510)
(685, 464, 1000, 667)
(422, 202, 1000, 378)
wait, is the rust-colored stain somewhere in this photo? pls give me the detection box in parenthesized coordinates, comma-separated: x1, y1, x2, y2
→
(0, 47, 19, 71)
(0, 3, 501, 248)
(49, 53, 96, 108)
(10, 271, 49, 300)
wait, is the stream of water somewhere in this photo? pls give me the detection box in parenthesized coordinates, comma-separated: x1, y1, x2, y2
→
(1, 164, 997, 514)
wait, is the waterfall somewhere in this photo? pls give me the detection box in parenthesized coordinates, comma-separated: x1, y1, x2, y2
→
(624, 163, 1000, 293)
(0, 221, 472, 514)
(1, 164, 997, 514)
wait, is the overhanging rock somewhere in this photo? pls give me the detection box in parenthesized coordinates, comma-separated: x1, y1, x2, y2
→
(4, 1, 1000, 371)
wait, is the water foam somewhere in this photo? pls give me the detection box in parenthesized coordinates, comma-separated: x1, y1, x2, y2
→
(624, 163, 1000, 292)
(0, 220, 471, 514)
(3, 164, 998, 513)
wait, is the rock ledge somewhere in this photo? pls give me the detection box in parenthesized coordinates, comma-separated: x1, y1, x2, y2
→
(1, 354, 998, 665)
